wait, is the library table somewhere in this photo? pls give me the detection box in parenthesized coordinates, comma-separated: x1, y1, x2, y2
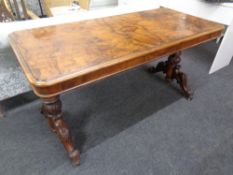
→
(9, 8, 224, 165)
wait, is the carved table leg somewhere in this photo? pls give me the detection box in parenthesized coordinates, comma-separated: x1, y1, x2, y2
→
(148, 51, 193, 100)
(41, 96, 80, 165)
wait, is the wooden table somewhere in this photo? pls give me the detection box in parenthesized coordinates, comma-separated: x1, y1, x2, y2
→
(9, 8, 224, 165)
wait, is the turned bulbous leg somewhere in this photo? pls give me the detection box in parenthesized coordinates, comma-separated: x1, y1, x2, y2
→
(41, 96, 80, 165)
(148, 52, 193, 100)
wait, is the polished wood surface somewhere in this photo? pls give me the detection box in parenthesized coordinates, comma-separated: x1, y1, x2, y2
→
(9, 8, 224, 98)
(9, 8, 224, 165)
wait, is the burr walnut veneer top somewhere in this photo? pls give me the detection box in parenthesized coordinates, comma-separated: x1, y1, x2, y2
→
(9, 8, 224, 97)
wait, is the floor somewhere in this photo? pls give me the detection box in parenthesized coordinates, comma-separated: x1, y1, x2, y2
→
(0, 41, 233, 175)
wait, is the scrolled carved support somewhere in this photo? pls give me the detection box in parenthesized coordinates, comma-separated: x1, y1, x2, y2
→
(148, 52, 193, 100)
(42, 96, 80, 165)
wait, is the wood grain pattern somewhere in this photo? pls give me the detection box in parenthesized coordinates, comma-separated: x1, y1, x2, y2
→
(9, 8, 224, 97)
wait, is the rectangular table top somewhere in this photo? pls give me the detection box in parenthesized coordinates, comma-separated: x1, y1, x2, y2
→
(9, 8, 224, 97)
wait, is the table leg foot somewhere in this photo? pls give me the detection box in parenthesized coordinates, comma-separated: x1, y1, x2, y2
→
(148, 51, 193, 100)
(42, 96, 80, 165)
(0, 104, 5, 119)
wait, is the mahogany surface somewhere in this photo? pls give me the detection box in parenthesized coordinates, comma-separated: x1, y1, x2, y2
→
(9, 8, 224, 165)
(9, 8, 224, 98)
